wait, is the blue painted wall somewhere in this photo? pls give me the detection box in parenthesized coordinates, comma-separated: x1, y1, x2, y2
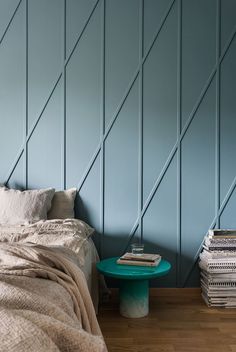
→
(0, 0, 236, 287)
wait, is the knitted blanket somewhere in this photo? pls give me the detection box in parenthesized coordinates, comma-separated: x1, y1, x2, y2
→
(0, 242, 107, 352)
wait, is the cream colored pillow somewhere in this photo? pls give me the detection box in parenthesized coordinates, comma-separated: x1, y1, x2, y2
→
(47, 188, 77, 219)
(0, 187, 55, 225)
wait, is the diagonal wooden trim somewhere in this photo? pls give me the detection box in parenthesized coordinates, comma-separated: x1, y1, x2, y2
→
(65, 0, 100, 68)
(0, 0, 22, 47)
(77, 146, 102, 192)
(218, 178, 236, 221)
(6, 150, 24, 184)
(143, 0, 176, 62)
(142, 145, 177, 220)
(219, 23, 236, 64)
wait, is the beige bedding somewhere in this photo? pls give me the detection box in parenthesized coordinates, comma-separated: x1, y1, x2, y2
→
(0, 219, 101, 311)
(0, 242, 107, 352)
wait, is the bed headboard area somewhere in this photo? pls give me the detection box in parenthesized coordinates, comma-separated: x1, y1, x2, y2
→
(0, 0, 236, 287)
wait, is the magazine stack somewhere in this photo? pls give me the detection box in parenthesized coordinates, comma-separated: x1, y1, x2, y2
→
(199, 229, 236, 307)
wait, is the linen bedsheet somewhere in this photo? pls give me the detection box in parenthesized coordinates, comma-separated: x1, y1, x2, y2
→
(0, 242, 107, 352)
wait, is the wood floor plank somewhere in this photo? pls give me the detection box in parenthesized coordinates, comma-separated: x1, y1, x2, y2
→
(98, 288, 236, 352)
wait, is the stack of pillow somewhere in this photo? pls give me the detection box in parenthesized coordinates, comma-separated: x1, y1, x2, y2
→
(0, 186, 77, 224)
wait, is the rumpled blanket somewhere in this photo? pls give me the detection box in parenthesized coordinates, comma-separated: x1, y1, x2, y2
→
(0, 219, 102, 311)
(0, 242, 107, 352)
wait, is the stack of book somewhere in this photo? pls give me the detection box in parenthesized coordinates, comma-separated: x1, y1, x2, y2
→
(199, 229, 236, 307)
(117, 253, 161, 267)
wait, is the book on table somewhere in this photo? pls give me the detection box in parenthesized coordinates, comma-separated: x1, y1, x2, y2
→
(117, 252, 161, 267)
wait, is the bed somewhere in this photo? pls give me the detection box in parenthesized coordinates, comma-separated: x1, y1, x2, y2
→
(0, 187, 107, 351)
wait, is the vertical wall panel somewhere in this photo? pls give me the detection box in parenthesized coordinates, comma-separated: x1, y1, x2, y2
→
(105, 0, 139, 127)
(104, 79, 139, 258)
(181, 79, 216, 283)
(1, 0, 236, 287)
(66, 0, 97, 57)
(66, 3, 101, 188)
(220, 37, 236, 204)
(143, 2, 177, 202)
(28, 0, 63, 128)
(143, 155, 177, 287)
(220, 190, 236, 229)
(221, 0, 236, 52)
(75, 156, 101, 230)
(181, 0, 216, 127)
(143, 0, 171, 53)
(0, 3, 25, 180)
(28, 82, 62, 190)
(75, 155, 101, 248)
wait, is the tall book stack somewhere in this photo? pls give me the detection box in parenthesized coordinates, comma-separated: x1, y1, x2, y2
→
(199, 229, 236, 307)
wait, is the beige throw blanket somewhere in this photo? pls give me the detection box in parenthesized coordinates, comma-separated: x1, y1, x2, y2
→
(0, 242, 107, 352)
(0, 219, 102, 311)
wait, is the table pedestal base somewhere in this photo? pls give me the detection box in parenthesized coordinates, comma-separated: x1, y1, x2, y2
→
(119, 279, 149, 318)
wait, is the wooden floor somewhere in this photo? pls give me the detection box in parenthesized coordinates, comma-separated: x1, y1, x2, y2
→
(98, 288, 236, 352)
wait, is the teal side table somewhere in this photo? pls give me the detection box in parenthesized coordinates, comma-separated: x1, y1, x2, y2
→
(96, 257, 171, 318)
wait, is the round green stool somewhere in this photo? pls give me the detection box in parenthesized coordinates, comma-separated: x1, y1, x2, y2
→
(96, 257, 171, 318)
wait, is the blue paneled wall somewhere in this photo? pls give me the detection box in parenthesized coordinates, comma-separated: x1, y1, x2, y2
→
(0, 0, 236, 287)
